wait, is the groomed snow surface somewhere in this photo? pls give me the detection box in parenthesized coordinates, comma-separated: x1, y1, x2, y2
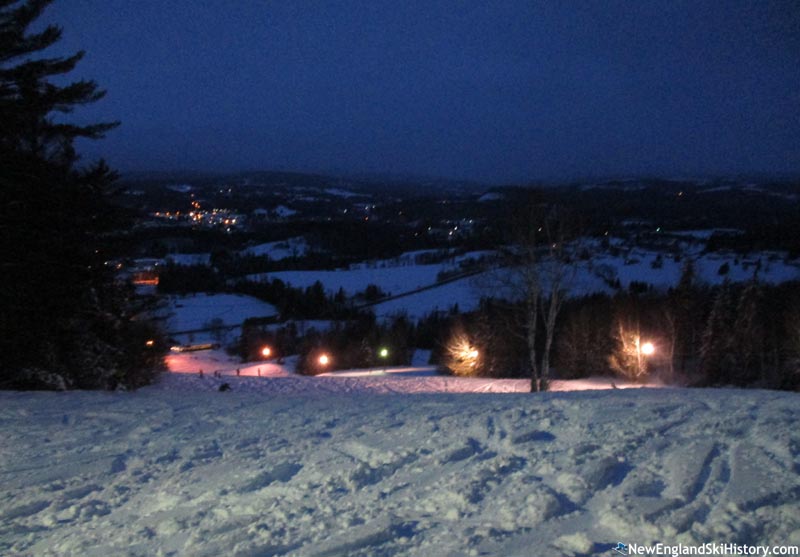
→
(2, 375, 799, 557)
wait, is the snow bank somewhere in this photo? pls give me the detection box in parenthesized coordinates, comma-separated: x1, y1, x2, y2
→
(2, 383, 798, 556)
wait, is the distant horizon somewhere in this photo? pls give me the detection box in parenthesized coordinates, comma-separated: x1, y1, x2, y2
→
(112, 164, 800, 187)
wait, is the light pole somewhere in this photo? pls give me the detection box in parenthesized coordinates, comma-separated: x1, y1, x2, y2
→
(378, 347, 389, 373)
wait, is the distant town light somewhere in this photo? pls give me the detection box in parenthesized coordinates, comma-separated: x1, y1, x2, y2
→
(145, 339, 155, 347)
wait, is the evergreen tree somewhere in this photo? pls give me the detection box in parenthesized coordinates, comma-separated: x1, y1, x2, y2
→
(0, 0, 159, 389)
(665, 259, 700, 379)
(699, 281, 737, 385)
(383, 313, 413, 366)
(729, 280, 765, 385)
(555, 295, 613, 379)
(781, 288, 800, 389)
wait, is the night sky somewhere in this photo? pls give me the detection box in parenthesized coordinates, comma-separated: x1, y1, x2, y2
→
(44, 1, 800, 183)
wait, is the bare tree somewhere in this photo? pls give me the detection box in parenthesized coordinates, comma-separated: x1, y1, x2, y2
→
(480, 195, 577, 391)
(529, 208, 574, 391)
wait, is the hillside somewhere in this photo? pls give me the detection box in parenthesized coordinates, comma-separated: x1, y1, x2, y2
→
(1, 379, 798, 556)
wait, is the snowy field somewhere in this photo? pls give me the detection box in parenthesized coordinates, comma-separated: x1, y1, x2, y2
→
(155, 294, 279, 345)
(2, 378, 799, 557)
(250, 265, 446, 297)
(160, 294, 278, 333)
(143, 241, 799, 326)
(369, 275, 484, 319)
(243, 244, 799, 321)
(163, 253, 211, 266)
(242, 237, 308, 260)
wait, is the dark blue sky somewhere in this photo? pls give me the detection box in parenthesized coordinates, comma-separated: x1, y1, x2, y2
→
(45, 1, 800, 183)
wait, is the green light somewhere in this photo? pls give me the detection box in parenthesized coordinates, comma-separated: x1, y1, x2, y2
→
(379, 348, 389, 358)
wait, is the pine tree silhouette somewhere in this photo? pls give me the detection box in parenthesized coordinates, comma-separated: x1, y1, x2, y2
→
(1, 1, 159, 389)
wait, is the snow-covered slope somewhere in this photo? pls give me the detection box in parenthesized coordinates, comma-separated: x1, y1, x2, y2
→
(2, 382, 798, 556)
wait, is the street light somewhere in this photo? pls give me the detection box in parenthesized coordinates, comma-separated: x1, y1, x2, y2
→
(318, 353, 330, 367)
(378, 347, 389, 373)
(261, 346, 272, 358)
(636, 338, 655, 378)
(445, 332, 481, 376)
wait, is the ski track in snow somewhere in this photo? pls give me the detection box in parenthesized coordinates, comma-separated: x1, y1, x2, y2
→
(1, 381, 799, 556)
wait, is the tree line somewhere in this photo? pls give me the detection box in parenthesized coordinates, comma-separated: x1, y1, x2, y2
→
(439, 265, 800, 391)
(239, 313, 416, 374)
